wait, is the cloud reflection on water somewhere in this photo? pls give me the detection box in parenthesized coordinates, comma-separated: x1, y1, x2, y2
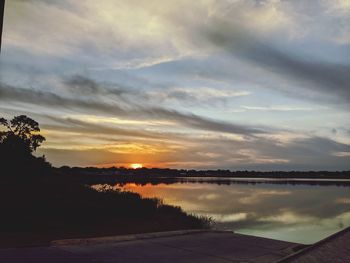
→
(118, 182, 350, 244)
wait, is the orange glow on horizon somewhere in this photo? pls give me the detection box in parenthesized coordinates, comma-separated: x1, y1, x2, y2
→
(130, 163, 143, 169)
(93, 162, 168, 169)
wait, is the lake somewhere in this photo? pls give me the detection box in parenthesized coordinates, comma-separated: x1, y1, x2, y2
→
(108, 178, 350, 244)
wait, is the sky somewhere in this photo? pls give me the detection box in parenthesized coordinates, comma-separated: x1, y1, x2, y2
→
(0, 0, 350, 170)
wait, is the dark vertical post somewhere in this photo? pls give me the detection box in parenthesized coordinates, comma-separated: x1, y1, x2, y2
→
(0, 0, 5, 53)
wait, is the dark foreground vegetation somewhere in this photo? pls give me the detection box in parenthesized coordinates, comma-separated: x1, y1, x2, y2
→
(0, 176, 209, 248)
(0, 116, 209, 248)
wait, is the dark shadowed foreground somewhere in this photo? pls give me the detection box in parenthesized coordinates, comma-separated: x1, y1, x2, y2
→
(1, 228, 349, 263)
(0, 177, 209, 248)
(0, 230, 302, 263)
(278, 226, 350, 263)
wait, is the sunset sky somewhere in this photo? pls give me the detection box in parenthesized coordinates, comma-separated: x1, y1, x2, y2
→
(1, 0, 349, 170)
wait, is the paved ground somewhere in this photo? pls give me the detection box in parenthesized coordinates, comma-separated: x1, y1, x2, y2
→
(278, 226, 350, 263)
(0, 230, 300, 263)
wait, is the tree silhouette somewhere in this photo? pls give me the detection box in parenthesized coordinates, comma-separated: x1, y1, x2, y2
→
(0, 115, 50, 179)
(1, 115, 45, 152)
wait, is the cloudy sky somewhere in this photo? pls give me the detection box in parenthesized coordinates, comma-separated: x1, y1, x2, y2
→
(1, 0, 350, 170)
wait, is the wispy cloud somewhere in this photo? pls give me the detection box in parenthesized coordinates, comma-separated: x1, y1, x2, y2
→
(241, 106, 316, 112)
(2, 0, 350, 169)
(0, 81, 265, 136)
(194, 18, 350, 105)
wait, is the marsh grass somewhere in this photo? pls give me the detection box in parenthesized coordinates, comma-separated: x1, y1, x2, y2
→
(0, 175, 210, 247)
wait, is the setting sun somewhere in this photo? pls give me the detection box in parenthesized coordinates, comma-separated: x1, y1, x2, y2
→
(130, 163, 143, 169)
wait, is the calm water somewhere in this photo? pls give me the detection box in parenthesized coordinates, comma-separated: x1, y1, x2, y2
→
(111, 179, 350, 244)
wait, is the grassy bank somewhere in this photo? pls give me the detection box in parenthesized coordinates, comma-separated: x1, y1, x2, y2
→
(0, 175, 210, 248)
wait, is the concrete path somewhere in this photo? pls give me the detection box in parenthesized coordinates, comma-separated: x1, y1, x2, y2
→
(278, 226, 350, 263)
(0, 230, 300, 263)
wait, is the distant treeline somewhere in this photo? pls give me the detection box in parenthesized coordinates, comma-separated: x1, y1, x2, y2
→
(57, 166, 350, 179)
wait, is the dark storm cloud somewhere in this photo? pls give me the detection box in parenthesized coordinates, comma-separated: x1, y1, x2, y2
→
(162, 89, 238, 107)
(64, 75, 109, 94)
(157, 134, 350, 171)
(0, 82, 126, 114)
(63, 75, 133, 97)
(199, 19, 350, 103)
(0, 81, 264, 135)
(140, 107, 264, 135)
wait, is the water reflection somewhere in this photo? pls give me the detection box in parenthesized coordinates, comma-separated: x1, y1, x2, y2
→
(115, 182, 350, 244)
